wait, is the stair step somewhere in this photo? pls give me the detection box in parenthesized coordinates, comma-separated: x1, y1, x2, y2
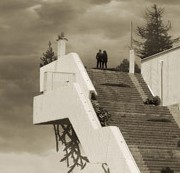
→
(87, 69, 180, 173)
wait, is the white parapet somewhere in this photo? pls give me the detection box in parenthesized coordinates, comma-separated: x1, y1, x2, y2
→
(40, 53, 97, 99)
(43, 71, 76, 91)
(33, 82, 140, 173)
(141, 46, 180, 106)
(33, 52, 140, 173)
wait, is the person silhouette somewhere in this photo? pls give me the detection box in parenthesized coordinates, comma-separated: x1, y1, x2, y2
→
(96, 49, 103, 69)
(102, 50, 108, 69)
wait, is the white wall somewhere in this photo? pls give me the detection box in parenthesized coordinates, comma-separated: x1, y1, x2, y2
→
(34, 53, 141, 173)
(40, 53, 97, 99)
(34, 82, 140, 173)
(142, 46, 180, 106)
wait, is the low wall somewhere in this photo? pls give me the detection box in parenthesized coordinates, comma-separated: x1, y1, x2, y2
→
(40, 53, 97, 98)
(142, 46, 180, 106)
(34, 82, 140, 173)
(34, 52, 140, 173)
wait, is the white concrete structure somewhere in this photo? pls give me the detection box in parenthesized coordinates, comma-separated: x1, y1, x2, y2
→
(57, 33, 68, 58)
(129, 49, 135, 74)
(33, 52, 141, 173)
(141, 46, 180, 106)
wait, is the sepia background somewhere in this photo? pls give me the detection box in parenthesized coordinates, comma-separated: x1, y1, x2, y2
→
(0, 0, 180, 172)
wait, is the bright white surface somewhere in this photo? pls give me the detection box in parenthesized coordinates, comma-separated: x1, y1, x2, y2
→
(40, 53, 97, 98)
(57, 40, 66, 58)
(129, 49, 135, 74)
(34, 53, 140, 173)
(142, 47, 180, 106)
(40, 60, 56, 92)
(44, 71, 75, 91)
(33, 84, 140, 173)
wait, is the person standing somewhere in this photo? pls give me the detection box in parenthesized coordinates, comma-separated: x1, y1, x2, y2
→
(96, 49, 102, 69)
(102, 50, 108, 69)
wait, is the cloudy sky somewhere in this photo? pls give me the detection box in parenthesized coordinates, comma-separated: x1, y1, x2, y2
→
(1, 0, 180, 172)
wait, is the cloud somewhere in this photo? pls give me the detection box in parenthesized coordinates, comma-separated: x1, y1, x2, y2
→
(0, 0, 180, 158)
(0, 150, 106, 173)
(35, 1, 77, 25)
(34, 0, 90, 28)
(147, 0, 180, 5)
(87, 0, 112, 5)
(0, 55, 56, 153)
(0, 56, 39, 104)
(0, 1, 179, 172)
(0, 151, 67, 173)
(0, 104, 56, 153)
(0, 0, 38, 13)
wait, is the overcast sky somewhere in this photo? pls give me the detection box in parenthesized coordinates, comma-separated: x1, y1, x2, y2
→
(1, 0, 180, 173)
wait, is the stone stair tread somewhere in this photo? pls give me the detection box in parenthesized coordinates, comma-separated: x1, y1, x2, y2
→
(87, 69, 180, 173)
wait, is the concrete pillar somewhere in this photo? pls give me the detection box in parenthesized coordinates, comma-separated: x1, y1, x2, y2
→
(129, 49, 135, 73)
(160, 60, 164, 105)
(57, 33, 68, 59)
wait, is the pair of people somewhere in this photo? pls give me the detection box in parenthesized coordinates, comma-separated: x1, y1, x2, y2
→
(96, 49, 108, 69)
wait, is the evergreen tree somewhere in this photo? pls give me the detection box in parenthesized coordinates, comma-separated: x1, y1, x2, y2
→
(116, 59, 129, 72)
(135, 4, 174, 59)
(40, 41, 57, 67)
(116, 59, 141, 73)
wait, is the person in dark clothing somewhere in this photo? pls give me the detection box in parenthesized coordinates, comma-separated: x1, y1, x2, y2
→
(102, 50, 108, 69)
(96, 49, 103, 68)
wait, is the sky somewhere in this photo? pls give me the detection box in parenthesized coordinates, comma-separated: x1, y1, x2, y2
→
(1, 0, 180, 173)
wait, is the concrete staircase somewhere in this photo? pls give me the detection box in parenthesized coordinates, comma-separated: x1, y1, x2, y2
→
(33, 54, 142, 173)
(88, 69, 180, 173)
(129, 74, 148, 102)
(88, 70, 143, 104)
(169, 104, 180, 128)
(134, 73, 154, 100)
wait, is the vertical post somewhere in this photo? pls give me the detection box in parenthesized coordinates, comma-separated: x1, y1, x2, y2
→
(160, 60, 164, 105)
(129, 21, 135, 74)
(57, 32, 68, 59)
(130, 21, 133, 49)
(44, 72, 47, 92)
(129, 49, 135, 73)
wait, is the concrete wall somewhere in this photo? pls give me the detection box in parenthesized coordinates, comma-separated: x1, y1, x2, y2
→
(40, 53, 97, 98)
(34, 53, 141, 173)
(34, 83, 140, 173)
(142, 46, 180, 106)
